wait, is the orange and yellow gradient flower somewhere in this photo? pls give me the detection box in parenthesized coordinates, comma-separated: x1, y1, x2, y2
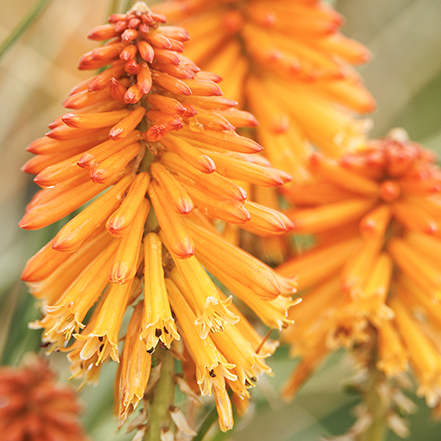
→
(279, 129, 441, 413)
(153, 0, 376, 180)
(19, 2, 297, 431)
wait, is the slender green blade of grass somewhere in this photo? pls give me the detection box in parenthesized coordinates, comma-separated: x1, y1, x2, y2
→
(0, 0, 52, 60)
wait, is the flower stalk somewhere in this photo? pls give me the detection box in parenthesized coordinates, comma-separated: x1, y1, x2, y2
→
(145, 349, 176, 441)
(360, 362, 387, 441)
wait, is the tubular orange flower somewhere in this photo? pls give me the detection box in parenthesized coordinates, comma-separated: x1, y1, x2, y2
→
(280, 129, 441, 411)
(153, 0, 376, 177)
(19, 2, 296, 433)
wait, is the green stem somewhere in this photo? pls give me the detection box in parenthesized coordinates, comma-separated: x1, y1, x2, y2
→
(360, 365, 387, 441)
(192, 406, 219, 441)
(0, 0, 52, 60)
(108, 0, 122, 16)
(144, 349, 175, 441)
(123, 0, 137, 13)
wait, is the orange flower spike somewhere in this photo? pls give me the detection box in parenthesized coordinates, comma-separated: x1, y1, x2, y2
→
(46, 124, 103, 141)
(26, 231, 113, 303)
(392, 201, 438, 235)
(389, 295, 441, 407)
(21, 228, 111, 283)
(361, 252, 393, 301)
(214, 108, 258, 128)
(88, 63, 127, 92)
(120, 43, 138, 61)
(137, 40, 155, 62)
(211, 323, 272, 388)
(76, 278, 135, 364)
(116, 302, 152, 426)
(147, 93, 186, 115)
(24, 171, 88, 212)
(90, 141, 142, 184)
(388, 238, 441, 291)
(185, 220, 282, 300)
(310, 153, 380, 197)
(19, 169, 127, 230)
(78, 131, 141, 169)
(312, 33, 371, 65)
(109, 106, 146, 140)
(152, 47, 181, 65)
(109, 198, 150, 284)
(167, 256, 239, 339)
(150, 162, 193, 215)
(136, 62, 152, 95)
(63, 86, 113, 109)
(159, 135, 216, 173)
(21, 239, 68, 283)
(212, 385, 234, 433)
(44, 240, 121, 339)
(177, 126, 263, 154)
(340, 235, 384, 293)
(190, 107, 235, 131)
(0, 358, 88, 441)
(27, 131, 110, 155)
(110, 78, 129, 103)
(180, 183, 250, 224)
(34, 152, 86, 188)
(62, 109, 132, 130)
(182, 78, 222, 96)
(148, 181, 194, 258)
(124, 83, 143, 104)
(286, 198, 377, 234)
(200, 150, 286, 187)
(89, 41, 127, 63)
(146, 109, 184, 127)
(155, 25, 190, 42)
(179, 95, 237, 111)
(150, 70, 192, 95)
(106, 172, 150, 237)
(87, 23, 118, 40)
(144, 31, 173, 49)
(165, 278, 237, 395)
(404, 231, 441, 262)
(51, 174, 133, 252)
(170, 158, 247, 202)
(359, 204, 392, 239)
(242, 201, 295, 235)
(141, 232, 180, 352)
(276, 236, 360, 291)
(376, 318, 408, 377)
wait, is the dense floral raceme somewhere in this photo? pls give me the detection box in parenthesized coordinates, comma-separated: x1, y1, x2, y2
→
(277, 129, 441, 434)
(0, 357, 87, 441)
(19, 2, 297, 431)
(153, 0, 376, 181)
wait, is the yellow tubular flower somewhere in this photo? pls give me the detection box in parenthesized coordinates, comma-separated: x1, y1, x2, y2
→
(116, 302, 152, 425)
(280, 129, 441, 407)
(153, 0, 376, 176)
(19, 2, 296, 430)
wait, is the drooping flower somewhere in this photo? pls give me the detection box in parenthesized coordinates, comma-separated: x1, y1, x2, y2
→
(279, 129, 441, 426)
(19, 2, 296, 432)
(153, 0, 376, 179)
(0, 356, 87, 441)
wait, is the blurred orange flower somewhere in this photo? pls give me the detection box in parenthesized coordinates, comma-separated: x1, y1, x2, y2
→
(279, 129, 441, 411)
(154, 0, 376, 179)
(0, 356, 86, 441)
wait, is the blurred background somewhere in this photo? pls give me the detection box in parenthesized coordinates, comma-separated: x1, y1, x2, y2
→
(0, 0, 440, 440)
